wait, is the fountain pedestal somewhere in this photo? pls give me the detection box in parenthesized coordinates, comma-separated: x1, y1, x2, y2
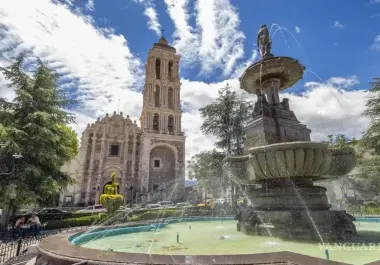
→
(236, 178, 356, 241)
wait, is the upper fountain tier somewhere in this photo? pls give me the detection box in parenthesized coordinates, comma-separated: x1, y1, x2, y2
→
(239, 56, 305, 94)
(239, 24, 305, 95)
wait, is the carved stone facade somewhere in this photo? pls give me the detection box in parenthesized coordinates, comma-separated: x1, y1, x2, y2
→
(60, 36, 186, 206)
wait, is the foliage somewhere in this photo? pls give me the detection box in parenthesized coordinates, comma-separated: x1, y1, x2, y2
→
(361, 78, 380, 155)
(199, 83, 252, 155)
(364, 201, 379, 208)
(324, 134, 359, 149)
(351, 156, 380, 200)
(325, 79, 380, 202)
(42, 207, 234, 230)
(99, 172, 124, 213)
(187, 150, 226, 198)
(0, 55, 78, 229)
(43, 214, 107, 230)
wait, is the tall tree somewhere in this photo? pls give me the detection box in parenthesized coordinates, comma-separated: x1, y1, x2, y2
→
(187, 150, 226, 201)
(198, 84, 252, 204)
(361, 78, 380, 155)
(199, 83, 252, 156)
(0, 55, 78, 230)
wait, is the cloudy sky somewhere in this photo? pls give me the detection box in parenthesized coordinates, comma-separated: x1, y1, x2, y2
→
(0, 0, 379, 166)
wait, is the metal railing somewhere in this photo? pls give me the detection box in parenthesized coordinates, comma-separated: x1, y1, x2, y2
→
(0, 232, 53, 265)
(0, 226, 91, 265)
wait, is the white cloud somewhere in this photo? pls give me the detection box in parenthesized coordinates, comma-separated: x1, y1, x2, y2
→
(0, 0, 143, 121)
(180, 76, 369, 163)
(371, 35, 380, 51)
(134, 0, 161, 36)
(164, 0, 245, 76)
(332, 21, 346, 29)
(195, 0, 245, 75)
(231, 49, 258, 79)
(325, 76, 359, 88)
(295, 26, 301, 34)
(284, 79, 369, 141)
(164, 0, 199, 67)
(85, 0, 94, 11)
(144, 7, 161, 36)
(0, 0, 370, 179)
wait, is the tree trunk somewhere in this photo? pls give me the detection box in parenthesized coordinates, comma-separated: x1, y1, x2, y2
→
(0, 200, 13, 231)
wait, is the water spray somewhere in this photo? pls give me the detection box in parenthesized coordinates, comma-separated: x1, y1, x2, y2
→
(177, 232, 179, 243)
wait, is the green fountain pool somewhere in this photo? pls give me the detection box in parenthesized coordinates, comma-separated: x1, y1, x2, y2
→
(78, 220, 380, 265)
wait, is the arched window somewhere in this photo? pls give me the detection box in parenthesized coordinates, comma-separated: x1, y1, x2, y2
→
(168, 87, 174, 109)
(153, 113, 159, 131)
(168, 115, 174, 133)
(154, 85, 160, 107)
(168, 61, 173, 81)
(155, 58, 161, 79)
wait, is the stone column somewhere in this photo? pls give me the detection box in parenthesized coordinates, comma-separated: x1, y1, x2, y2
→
(95, 136, 106, 204)
(121, 130, 130, 203)
(150, 57, 155, 77)
(175, 88, 180, 108)
(85, 134, 97, 205)
(163, 114, 167, 133)
(262, 78, 281, 105)
(150, 112, 154, 132)
(131, 134, 137, 186)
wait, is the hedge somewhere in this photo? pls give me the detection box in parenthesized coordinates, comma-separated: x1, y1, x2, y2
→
(42, 207, 235, 230)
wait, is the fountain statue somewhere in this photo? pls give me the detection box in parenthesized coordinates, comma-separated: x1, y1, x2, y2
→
(223, 25, 357, 241)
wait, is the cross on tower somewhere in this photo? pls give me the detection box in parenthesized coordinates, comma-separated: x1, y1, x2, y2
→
(160, 28, 166, 37)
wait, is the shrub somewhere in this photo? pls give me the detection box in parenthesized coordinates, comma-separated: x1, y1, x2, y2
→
(364, 201, 379, 208)
(43, 214, 107, 230)
(100, 172, 124, 213)
(42, 206, 236, 230)
(100, 195, 124, 213)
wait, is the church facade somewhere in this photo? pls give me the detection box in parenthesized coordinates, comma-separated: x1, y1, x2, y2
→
(59, 37, 186, 206)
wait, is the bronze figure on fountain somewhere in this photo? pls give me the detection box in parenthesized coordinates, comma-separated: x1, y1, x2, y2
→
(257, 24, 273, 59)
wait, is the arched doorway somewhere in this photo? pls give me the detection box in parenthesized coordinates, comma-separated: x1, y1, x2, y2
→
(149, 146, 176, 195)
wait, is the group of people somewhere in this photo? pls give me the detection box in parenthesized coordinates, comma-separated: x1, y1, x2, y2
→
(14, 213, 41, 236)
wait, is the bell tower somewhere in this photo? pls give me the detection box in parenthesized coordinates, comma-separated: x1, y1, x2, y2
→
(140, 36, 182, 134)
(139, 35, 185, 201)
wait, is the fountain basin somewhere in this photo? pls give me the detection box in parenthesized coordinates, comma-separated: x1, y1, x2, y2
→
(33, 218, 380, 265)
(223, 142, 356, 184)
(224, 142, 333, 183)
(239, 56, 305, 93)
(323, 147, 356, 178)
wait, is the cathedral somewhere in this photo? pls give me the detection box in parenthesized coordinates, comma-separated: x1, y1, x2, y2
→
(59, 36, 186, 206)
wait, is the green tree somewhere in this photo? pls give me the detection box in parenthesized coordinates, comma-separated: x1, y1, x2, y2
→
(0, 55, 78, 230)
(361, 78, 380, 155)
(324, 134, 358, 149)
(199, 83, 252, 156)
(187, 150, 226, 202)
(199, 84, 252, 204)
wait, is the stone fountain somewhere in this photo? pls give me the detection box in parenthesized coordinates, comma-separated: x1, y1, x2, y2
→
(223, 24, 357, 241)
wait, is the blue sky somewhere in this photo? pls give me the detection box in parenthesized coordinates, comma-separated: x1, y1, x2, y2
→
(0, 0, 378, 159)
(82, 0, 380, 87)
